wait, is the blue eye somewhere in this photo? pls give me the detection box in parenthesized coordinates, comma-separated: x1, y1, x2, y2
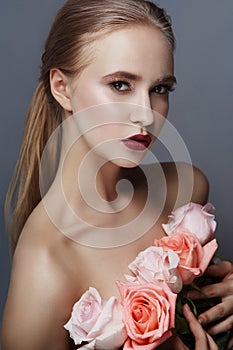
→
(111, 81, 130, 91)
(152, 84, 175, 95)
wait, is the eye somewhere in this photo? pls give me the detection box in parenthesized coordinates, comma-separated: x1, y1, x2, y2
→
(151, 84, 175, 95)
(110, 81, 130, 92)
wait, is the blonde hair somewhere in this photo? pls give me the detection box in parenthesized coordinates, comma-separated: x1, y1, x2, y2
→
(5, 0, 175, 255)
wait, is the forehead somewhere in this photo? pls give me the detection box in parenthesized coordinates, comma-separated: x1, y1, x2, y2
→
(83, 25, 174, 79)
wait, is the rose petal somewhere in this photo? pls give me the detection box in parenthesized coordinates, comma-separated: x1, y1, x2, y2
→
(64, 288, 127, 348)
(117, 281, 176, 349)
(123, 330, 172, 349)
(199, 239, 218, 273)
(127, 246, 181, 291)
(162, 202, 217, 245)
(64, 287, 103, 345)
(87, 296, 127, 349)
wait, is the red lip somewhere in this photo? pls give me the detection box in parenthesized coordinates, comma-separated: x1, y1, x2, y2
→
(122, 134, 152, 151)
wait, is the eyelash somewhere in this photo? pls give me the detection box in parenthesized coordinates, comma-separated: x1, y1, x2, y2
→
(110, 80, 131, 92)
(109, 80, 176, 95)
(151, 84, 176, 95)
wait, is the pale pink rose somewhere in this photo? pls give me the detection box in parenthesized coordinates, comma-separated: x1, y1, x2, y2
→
(117, 280, 177, 350)
(162, 202, 216, 245)
(64, 287, 127, 349)
(154, 232, 218, 284)
(127, 246, 183, 293)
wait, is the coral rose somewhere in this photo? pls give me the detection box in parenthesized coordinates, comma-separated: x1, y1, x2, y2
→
(154, 232, 218, 284)
(117, 281, 177, 349)
(162, 202, 216, 245)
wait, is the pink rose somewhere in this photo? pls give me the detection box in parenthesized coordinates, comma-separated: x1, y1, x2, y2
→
(64, 287, 127, 349)
(117, 281, 177, 350)
(154, 232, 218, 284)
(162, 202, 216, 245)
(127, 246, 183, 293)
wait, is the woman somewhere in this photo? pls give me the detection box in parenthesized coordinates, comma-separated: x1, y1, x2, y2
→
(1, 1, 233, 349)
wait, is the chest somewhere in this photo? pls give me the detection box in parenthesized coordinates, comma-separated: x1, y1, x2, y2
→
(65, 217, 167, 300)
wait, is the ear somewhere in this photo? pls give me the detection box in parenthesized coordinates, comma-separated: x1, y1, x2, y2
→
(50, 68, 72, 112)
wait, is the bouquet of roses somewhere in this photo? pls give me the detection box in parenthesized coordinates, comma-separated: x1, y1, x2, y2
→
(64, 202, 227, 349)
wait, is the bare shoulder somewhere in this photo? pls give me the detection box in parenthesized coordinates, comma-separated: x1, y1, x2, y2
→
(191, 164, 209, 203)
(157, 161, 209, 207)
(1, 208, 77, 350)
(163, 161, 209, 206)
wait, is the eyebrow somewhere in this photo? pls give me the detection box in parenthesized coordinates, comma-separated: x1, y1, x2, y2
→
(102, 71, 141, 81)
(101, 71, 177, 85)
(158, 75, 177, 85)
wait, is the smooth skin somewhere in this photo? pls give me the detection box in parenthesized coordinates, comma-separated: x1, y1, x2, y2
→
(172, 304, 219, 350)
(188, 261, 233, 349)
(1, 25, 233, 350)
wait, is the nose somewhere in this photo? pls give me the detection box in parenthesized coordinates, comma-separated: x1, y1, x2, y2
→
(129, 92, 154, 127)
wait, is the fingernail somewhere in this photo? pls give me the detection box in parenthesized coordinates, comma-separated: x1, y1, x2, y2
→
(183, 303, 190, 312)
(198, 317, 204, 325)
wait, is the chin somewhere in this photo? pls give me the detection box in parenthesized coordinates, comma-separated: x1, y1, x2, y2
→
(111, 158, 140, 168)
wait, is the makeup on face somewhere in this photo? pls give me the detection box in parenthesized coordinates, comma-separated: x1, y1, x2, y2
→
(122, 133, 152, 151)
(68, 26, 175, 167)
(101, 71, 176, 97)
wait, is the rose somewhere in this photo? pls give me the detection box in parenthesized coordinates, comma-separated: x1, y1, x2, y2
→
(127, 246, 183, 293)
(162, 202, 216, 245)
(117, 281, 177, 350)
(64, 287, 127, 349)
(64, 287, 101, 345)
(154, 232, 218, 284)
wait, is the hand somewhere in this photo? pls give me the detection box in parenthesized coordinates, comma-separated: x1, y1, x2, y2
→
(187, 260, 233, 349)
(173, 304, 219, 350)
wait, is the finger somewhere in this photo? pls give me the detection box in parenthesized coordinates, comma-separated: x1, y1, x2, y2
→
(198, 301, 233, 326)
(187, 279, 233, 299)
(183, 304, 207, 344)
(226, 333, 233, 350)
(206, 261, 233, 278)
(187, 289, 208, 299)
(172, 333, 189, 350)
(183, 305, 219, 349)
(207, 314, 233, 336)
(205, 333, 219, 350)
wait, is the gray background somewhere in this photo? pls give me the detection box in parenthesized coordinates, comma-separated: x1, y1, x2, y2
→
(1, 0, 233, 324)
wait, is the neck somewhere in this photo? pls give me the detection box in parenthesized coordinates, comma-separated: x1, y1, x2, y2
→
(58, 118, 125, 210)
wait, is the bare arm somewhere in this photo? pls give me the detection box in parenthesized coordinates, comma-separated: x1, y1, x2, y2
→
(1, 236, 74, 350)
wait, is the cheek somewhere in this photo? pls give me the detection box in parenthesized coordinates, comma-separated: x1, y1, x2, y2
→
(84, 124, 122, 144)
(151, 96, 169, 118)
(74, 102, 137, 138)
(79, 124, 146, 168)
(80, 124, 126, 159)
(71, 84, 111, 112)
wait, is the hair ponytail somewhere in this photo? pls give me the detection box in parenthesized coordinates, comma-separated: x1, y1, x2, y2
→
(5, 82, 63, 255)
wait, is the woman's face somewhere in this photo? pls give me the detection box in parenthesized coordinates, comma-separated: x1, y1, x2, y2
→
(68, 25, 175, 167)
